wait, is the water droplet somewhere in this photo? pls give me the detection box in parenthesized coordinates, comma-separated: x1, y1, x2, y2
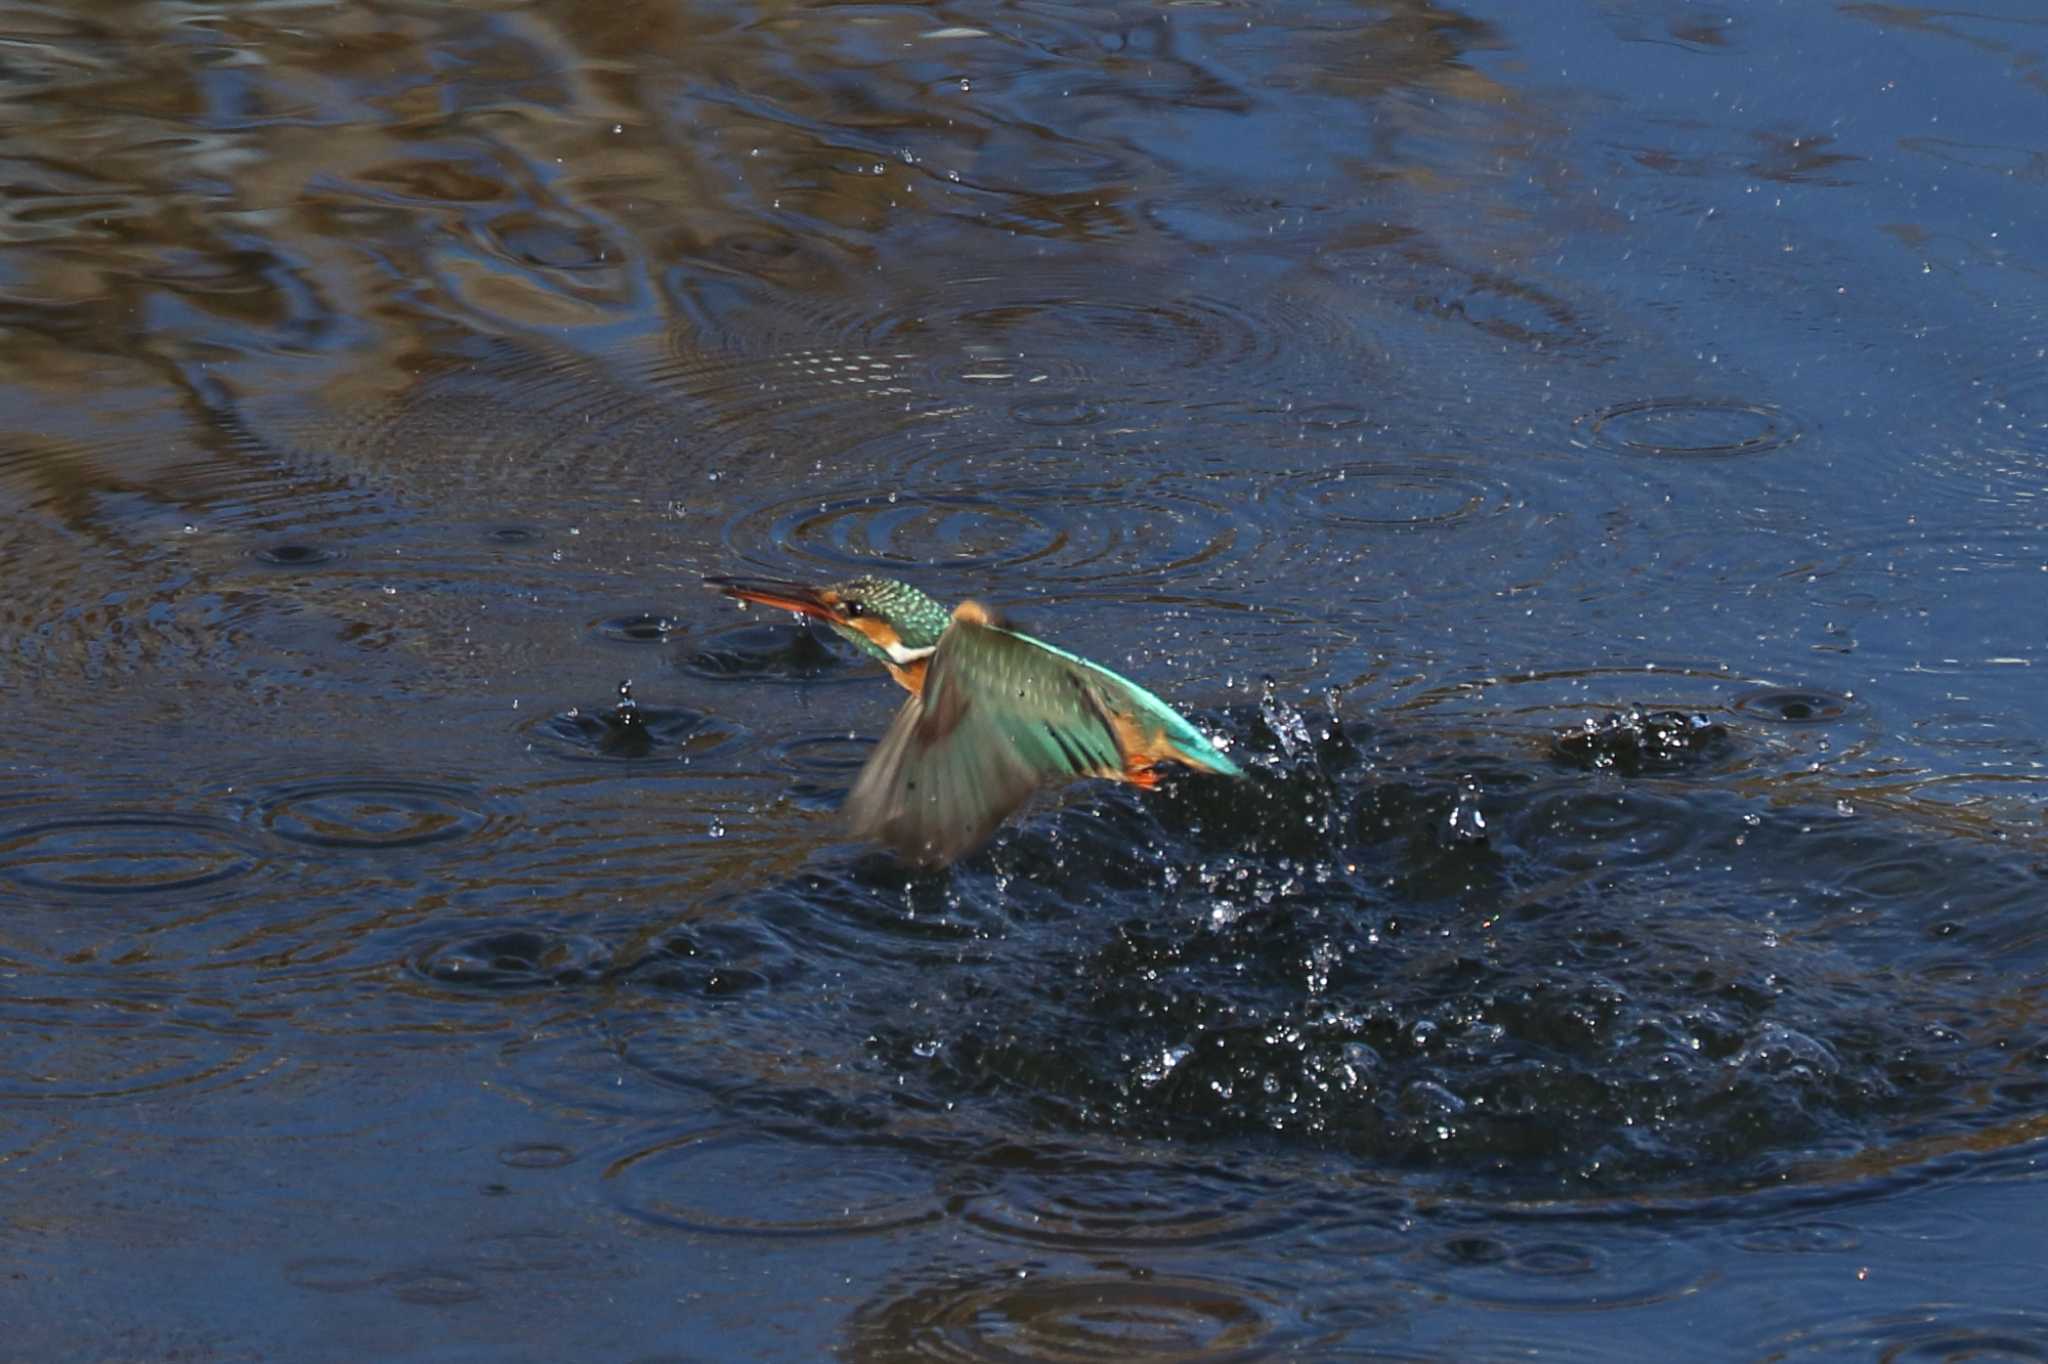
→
(1259, 679, 1314, 760)
(1445, 780, 1489, 844)
(1341, 1042, 1382, 1082)
(1405, 1078, 1467, 1116)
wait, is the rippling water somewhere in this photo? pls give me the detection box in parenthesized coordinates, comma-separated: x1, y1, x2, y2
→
(3, 0, 2045, 1357)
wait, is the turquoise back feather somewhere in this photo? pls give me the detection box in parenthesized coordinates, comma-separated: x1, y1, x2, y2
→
(1004, 628, 1244, 777)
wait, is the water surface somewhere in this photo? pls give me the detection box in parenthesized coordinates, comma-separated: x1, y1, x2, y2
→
(2, 0, 2045, 1358)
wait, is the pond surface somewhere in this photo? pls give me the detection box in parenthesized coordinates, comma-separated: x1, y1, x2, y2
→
(2, 0, 2046, 1357)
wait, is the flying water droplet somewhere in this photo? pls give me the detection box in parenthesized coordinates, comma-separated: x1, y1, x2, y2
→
(1259, 678, 1314, 761)
(1338, 1042, 1382, 1090)
(1444, 777, 1489, 844)
(1404, 1079, 1468, 1118)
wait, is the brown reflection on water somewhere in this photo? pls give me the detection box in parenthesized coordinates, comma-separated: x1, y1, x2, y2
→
(1, 0, 1509, 352)
(841, 1260, 1302, 1364)
(0, 0, 1515, 762)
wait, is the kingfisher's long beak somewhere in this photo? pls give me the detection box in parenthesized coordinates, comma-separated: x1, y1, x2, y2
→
(704, 575, 847, 626)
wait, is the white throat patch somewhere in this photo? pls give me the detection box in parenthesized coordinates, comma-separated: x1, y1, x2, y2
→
(884, 641, 937, 666)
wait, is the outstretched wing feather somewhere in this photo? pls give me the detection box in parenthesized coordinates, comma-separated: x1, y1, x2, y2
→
(844, 620, 1131, 863)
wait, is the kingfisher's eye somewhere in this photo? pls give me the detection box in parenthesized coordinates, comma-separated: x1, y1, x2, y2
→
(843, 600, 865, 619)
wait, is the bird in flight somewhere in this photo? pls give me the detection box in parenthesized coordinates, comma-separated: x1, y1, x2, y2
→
(706, 575, 1243, 864)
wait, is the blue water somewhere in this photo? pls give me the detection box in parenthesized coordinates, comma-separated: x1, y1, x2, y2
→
(1, 1, 2044, 1358)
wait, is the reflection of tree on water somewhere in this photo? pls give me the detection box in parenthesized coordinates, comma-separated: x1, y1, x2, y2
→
(842, 1261, 1293, 1363)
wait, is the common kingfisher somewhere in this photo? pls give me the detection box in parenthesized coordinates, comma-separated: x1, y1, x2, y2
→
(705, 575, 1244, 864)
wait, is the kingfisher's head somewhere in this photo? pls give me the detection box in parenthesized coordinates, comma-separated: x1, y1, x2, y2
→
(705, 574, 951, 666)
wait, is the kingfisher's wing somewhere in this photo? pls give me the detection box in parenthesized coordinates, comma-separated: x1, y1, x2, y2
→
(844, 616, 1239, 865)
